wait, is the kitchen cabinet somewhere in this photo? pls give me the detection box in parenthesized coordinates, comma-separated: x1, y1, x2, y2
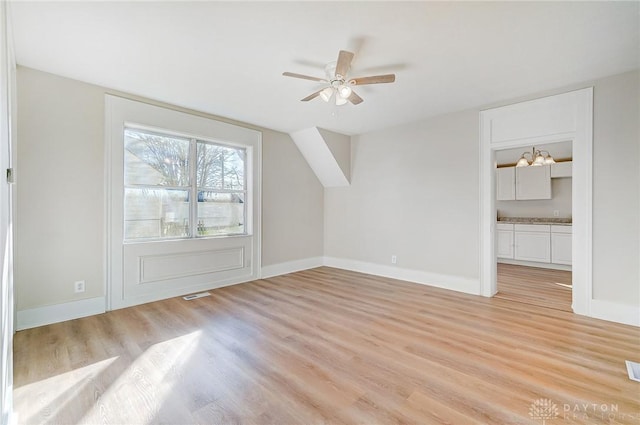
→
(515, 165, 551, 200)
(496, 167, 516, 201)
(551, 161, 572, 178)
(497, 222, 572, 268)
(514, 224, 551, 263)
(496, 223, 514, 259)
(496, 165, 551, 201)
(551, 225, 572, 265)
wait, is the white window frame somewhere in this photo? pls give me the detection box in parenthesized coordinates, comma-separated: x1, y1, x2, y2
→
(106, 96, 261, 310)
(123, 125, 249, 242)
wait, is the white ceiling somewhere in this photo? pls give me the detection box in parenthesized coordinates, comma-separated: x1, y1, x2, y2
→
(9, 1, 639, 136)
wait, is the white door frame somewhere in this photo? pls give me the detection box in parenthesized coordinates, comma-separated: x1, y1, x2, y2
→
(0, 1, 15, 422)
(479, 88, 593, 316)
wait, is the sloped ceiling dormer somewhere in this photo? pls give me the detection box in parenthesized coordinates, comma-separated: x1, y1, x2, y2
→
(290, 127, 350, 188)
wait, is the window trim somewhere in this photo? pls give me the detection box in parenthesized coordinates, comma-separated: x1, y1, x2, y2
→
(106, 95, 262, 310)
(123, 126, 248, 242)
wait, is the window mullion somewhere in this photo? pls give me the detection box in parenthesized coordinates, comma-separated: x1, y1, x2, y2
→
(189, 139, 198, 238)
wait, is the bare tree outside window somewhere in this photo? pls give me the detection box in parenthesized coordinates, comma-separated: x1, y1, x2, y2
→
(123, 128, 247, 241)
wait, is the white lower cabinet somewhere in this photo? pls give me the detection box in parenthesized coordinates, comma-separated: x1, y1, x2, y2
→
(497, 222, 572, 267)
(551, 225, 572, 265)
(514, 224, 551, 263)
(497, 223, 514, 259)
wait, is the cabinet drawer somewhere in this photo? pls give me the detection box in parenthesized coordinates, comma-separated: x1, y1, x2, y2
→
(551, 225, 572, 234)
(514, 224, 550, 232)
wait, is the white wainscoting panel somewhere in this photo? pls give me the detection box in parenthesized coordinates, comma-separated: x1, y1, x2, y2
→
(139, 248, 244, 284)
(120, 237, 254, 308)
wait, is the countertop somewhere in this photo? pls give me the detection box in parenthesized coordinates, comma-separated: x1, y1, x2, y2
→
(497, 217, 572, 225)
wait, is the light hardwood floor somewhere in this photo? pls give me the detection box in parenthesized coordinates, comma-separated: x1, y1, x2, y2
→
(496, 263, 573, 312)
(13, 267, 640, 424)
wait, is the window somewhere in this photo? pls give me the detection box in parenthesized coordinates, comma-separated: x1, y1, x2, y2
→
(123, 127, 246, 241)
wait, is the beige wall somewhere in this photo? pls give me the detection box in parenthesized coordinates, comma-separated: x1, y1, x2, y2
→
(325, 109, 480, 280)
(325, 70, 639, 306)
(15, 66, 323, 310)
(16, 67, 105, 310)
(318, 128, 351, 182)
(261, 128, 324, 266)
(16, 65, 639, 313)
(590, 71, 639, 303)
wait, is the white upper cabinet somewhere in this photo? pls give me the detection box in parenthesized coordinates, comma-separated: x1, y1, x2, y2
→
(550, 161, 572, 178)
(496, 165, 553, 201)
(515, 165, 552, 200)
(496, 167, 516, 200)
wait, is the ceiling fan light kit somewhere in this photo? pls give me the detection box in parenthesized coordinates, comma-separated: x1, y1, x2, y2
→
(320, 87, 334, 102)
(283, 49, 396, 106)
(337, 84, 352, 99)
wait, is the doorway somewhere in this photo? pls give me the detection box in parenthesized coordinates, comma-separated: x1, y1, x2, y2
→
(478, 87, 593, 317)
(493, 142, 573, 312)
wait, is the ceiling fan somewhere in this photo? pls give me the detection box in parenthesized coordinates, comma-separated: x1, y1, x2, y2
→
(283, 50, 396, 106)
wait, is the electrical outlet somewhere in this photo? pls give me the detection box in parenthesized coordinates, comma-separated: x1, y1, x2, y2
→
(391, 255, 397, 264)
(74, 280, 85, 293)
(553, 210, 560, 217)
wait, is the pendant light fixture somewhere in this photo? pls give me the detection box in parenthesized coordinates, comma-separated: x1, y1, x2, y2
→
(515, 147, 556, 167)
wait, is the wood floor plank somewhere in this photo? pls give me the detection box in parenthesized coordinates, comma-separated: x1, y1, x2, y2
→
(13, 267, 640, 424)
(496, 263, 572, 312)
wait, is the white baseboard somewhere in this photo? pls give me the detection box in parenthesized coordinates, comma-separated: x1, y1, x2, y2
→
(498, 258, 572, 271)
(590, 299, 640, 327)
(17, 264, 635, 330)
(16, 296, 106, 331)
(323, 256, 480, 295)
(261, 256, 324, 279)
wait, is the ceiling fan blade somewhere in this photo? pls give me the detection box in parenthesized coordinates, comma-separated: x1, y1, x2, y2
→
(349, 74, 396, 85)
(301, 89, 323, 102)
(335, 50, 354, 78)
(283, 72, 328, 83)
(348, 90, 364, 105)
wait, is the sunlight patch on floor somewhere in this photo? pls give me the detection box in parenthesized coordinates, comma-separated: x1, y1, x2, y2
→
(79, 330, 203, 424)
(13, 356, 119, 425)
